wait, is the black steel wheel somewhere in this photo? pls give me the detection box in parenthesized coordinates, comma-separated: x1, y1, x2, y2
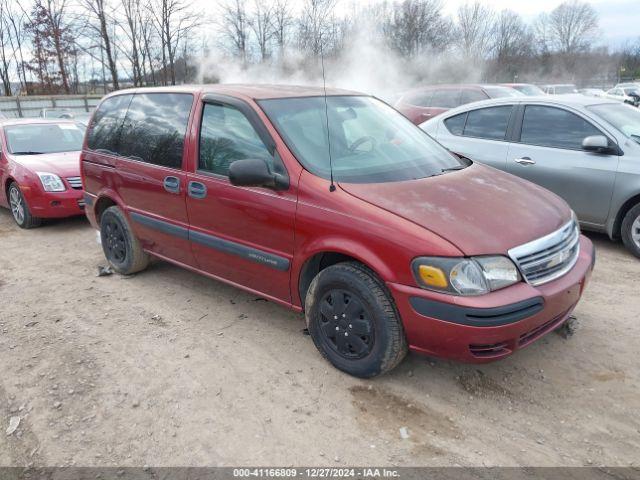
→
(318, 289, 375, 360)
(99, 206, 149, 275)
(305, 262, 407, 378)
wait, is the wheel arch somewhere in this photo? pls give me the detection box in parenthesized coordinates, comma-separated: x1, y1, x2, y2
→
(296, 245, 395, 310)
(610, 192, 640, 239)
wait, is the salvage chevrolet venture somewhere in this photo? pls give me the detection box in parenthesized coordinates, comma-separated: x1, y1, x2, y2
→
(81, 85, 594, 378)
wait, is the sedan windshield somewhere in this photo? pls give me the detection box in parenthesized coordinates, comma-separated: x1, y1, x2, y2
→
(4, 123, 84, 155)
(588, 103, 640, 143)
(258, 96, 463, 183)
(484, 86, 523, 98)
(513, 85, 546, 96)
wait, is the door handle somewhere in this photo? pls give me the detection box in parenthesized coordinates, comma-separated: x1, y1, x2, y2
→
(514, 157, 536, 166)
(163, 176, 180, 194)
(188, 181, 207, 199)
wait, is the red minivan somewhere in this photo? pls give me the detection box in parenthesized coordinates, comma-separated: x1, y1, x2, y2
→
(81, 85, 594, 378)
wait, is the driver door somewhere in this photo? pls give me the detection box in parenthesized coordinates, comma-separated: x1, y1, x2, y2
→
(185, 99, 296, 303)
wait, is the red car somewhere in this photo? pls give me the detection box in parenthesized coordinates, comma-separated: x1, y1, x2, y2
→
(81, 85, 594, 378)
(1, 119, 85, 228)
(395, 84, 522, 124)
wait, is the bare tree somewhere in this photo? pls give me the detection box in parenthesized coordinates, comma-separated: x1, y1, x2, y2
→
(298, 0, 338, 57)
(0, 0, 14, 96)
(536, 0, 598, 55)
(79, 0, 119, 89)
(249, 0, 274, 61)
(149, 0, 199, 85)
(271, 0, 292, 55)
(456, 1, 495, 59)
(383, 0, 452, 57)
(118, 0, 145, 86)
(218, 0, 250, 63)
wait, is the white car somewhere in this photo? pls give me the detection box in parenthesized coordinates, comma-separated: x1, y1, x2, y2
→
(605, 87, 640, 107)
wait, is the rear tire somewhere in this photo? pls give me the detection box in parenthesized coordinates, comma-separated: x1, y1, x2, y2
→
(305, 262, 407, 378)
(100, 206, 149, 274)
(621, 203, 640, 259)
(8, 182, 41, 229)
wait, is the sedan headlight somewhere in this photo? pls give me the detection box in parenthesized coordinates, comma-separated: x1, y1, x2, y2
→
(37, 172, 66, 192)
(412, 256, 521, 296)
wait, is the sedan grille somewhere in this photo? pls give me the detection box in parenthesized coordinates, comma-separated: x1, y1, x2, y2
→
(508, 218, 580, 286)
(66, 176, 82, 189)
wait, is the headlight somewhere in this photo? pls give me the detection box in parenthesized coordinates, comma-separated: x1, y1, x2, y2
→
(412, 256, 521, 296)
(37, 172, 66, 192)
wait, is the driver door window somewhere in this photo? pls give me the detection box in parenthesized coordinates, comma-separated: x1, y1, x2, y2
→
(199, 103, 272, 176)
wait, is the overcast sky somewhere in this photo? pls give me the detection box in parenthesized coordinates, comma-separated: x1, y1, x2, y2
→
(332, 0, 639, 47)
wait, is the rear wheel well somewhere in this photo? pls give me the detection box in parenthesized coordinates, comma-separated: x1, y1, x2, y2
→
(612, 194, 640, 239)
(298, 252, 368, 308)
(94, 196, 117, 224)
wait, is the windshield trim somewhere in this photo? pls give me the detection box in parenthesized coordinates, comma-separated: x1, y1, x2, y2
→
(257, 95, 464, 184)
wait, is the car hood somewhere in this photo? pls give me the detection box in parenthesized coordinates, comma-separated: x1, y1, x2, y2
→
(10, 151, 81, 177)
(339, 163, 571, 256)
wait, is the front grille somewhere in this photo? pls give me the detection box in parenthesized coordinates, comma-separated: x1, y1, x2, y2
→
(66, 176, 83, 189)
(508, 218, 580, 286)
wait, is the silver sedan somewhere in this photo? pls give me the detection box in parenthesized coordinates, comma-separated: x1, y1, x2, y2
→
(420, 94, 640, 257)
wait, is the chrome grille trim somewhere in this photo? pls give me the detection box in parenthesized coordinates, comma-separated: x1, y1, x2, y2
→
(66, 176, 82, 189)
(508, 218, 580, 286)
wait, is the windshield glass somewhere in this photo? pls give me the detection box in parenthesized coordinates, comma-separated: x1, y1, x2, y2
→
(514, 85, 545, 96)
(555, 85, 578, 94)
(484, 86, 523, 98)
(4, 123, 84, 154)
(259, 96, 463, 183)
(588, 103, 640, 143)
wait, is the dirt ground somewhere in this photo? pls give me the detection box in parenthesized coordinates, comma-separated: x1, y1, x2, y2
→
(0, 208, 639, 468)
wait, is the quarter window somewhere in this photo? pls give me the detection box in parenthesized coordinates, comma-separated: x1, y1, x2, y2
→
(199, 103, 273, 176)
(463, 106, 512, 140)
(520, 105, 602, 149)
(117, 93, 193, 168)
(444, 113, 467, 135)
(87, 94, 132, 153)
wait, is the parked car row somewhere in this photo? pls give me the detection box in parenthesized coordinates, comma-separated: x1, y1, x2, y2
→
(7, 81, 640, 379)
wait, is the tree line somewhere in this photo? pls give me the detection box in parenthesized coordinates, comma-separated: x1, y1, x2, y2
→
(0, 0, 639, 96)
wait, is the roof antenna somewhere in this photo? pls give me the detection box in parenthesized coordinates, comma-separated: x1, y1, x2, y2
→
(320, 35, 336, 192)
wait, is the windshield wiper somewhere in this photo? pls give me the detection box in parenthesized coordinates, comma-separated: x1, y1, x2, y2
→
(441, 165, 466, 172)
(12, 151, 44, 155)
(631, 134, 640, 145)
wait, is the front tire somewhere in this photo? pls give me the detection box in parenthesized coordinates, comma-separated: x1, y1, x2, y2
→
(8, 182, 41, 229)
(100, 206, 149, 274)
(305, 262, 407, 378)
(621, 203, 640, 258)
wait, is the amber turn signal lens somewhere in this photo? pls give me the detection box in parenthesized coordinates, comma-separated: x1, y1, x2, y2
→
(417, 265, 448, 288)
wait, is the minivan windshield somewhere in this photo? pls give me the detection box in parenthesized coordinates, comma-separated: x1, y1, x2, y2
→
(588, 103, 640, 144)
(4, 123, 84, 155)
(259, 96, 463, 183)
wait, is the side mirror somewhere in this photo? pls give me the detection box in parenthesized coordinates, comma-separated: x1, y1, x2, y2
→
(582, 135, 617, 155)
(228, 158, 289, 190)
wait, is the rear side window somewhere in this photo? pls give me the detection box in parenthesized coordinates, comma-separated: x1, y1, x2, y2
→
(463, 106, 512, 140)
(430, 89, 461, 108)
(444, 113, 467, 135)
(118, 93, 193, 168)
(460, 89, 487, 104)
(199, 103, 272, 176)
(87, 94, 132, 153)
(520, 106, 602, 149)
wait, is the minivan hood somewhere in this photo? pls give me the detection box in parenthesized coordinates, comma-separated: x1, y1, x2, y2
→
(339, 163, 571, 256)
(10, 151, 81, 177)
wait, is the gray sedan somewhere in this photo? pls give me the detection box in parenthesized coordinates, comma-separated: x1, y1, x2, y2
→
(420, 95, 640, 257)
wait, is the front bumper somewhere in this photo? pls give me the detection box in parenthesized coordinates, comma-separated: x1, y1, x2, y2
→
(23, 185, 85, 219)
(388, 235, 595, 363)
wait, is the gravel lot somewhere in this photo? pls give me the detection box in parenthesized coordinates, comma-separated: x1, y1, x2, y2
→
(1, 209, 639, 467)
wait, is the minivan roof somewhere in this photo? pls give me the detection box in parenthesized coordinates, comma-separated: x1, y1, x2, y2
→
(101, 84, 362, 100)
